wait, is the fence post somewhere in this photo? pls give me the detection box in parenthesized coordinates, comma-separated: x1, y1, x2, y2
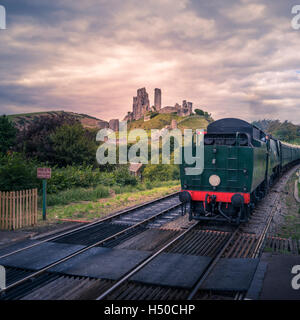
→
(13, 191, 16, 229)
(10, 192, 14, 230)
(16, 191, 20, 229)
(25, 189, 28, 226)
(28, 189, 31, 226)
(5, 192, 8, 230)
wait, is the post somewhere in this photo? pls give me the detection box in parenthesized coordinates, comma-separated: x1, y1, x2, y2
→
(37, 168, 51, 221)
(43, 179, 47, 220)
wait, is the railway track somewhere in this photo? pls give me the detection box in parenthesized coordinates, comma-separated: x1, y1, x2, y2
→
(1, 165, 298, 300)
(87, 165, 300, 300)
(0, 192, 180, 259)
(0, 192, 183, 300)
(193, 164, 300, 300)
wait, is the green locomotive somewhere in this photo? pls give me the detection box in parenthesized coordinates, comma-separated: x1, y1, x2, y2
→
(179, 118, 300, 224)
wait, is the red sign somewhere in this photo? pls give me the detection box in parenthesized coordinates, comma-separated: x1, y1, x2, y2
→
(37, 168, 51, 179)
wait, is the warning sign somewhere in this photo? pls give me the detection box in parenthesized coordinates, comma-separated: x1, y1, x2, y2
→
(37, 168, 51, 179)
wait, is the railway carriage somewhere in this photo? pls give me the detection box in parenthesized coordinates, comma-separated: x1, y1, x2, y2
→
(179, 118, 300, 225)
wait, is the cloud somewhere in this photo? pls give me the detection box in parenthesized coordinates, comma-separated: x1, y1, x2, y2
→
(0, 0, 300, 124)
(222, 3, 266, 24)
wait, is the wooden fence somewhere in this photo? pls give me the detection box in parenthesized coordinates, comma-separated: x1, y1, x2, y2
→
(0, 189, 38, 230)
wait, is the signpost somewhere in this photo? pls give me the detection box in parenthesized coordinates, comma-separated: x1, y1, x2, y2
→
(37, 168, 51, 220)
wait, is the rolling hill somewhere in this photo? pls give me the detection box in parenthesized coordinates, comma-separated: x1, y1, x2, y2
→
(127, 113, 212, 131)
(7, 111, 108, 130)
(6, 110, 213, 134)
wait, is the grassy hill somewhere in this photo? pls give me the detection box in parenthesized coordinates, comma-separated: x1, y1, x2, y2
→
(127, 113, 211, 131)
(6, 110, 213, 133)
(7, 111, 107, 130)
(177, 115, 210, 130)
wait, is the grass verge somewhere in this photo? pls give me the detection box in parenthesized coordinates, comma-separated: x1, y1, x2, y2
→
(43, 185, 110, 206)
(277, 172, 300, 240)
(36, 181, 180, 226)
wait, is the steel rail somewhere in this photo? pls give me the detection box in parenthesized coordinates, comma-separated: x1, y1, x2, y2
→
(0, 202, 181, 294)
(0, 191, 180, 260)
(94, 165, 299, 301)
(238, 165, 300, 301)
(234, 192, 281, 301)
(96, 221, 200, 300)
(187, 227, 240, 300)
(252, 195, 279, 259)
(250, 165, 300, 260)
(249, 165, 300, 260)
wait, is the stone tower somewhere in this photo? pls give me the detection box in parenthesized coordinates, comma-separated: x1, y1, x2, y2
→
(109, 119, 119, 131)
(132, 87, 150, 120)
(154, 88, 161, 111)
(187, 102, 193, 114)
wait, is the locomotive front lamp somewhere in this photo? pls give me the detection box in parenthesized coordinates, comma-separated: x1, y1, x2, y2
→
(209, 174, 221, 187)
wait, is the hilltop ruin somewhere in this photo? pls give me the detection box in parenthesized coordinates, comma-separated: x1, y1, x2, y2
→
(124, 87, 193, 122)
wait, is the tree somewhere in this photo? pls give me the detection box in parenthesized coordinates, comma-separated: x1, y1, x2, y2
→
(253, 119, 300, 143)
(194, 109, 213, 122)
(50, 123, 97, 167)
(15, 114, 79, 164)
(0, 115, 17, 155)
(194, 109, 205, 116)
(204, 111, 211, 118)
(0, 153, 38, 191)
(143, 164, 179, 182)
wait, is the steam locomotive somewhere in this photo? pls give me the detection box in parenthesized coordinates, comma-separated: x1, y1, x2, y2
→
(179, 118, 300, 224)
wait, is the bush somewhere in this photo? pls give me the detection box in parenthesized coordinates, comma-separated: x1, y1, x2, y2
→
(113, 185, 137, 194)
(46, 165, 104, 193)
(46, 165, 137, 194)
(150, 112, 159, 119)
(142, 164, 179, 182)
(112, 166, 138, 186)
(0, 153, 39, 191)
(0, 115, 17, 155)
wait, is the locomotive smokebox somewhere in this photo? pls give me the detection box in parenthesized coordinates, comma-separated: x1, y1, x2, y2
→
(179, 191, 192, 203)
(231, 194, 244, 208)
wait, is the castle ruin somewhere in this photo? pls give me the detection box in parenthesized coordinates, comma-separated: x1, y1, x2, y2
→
(154, 88, 161, 111)
(109, 119, 119, 131)
(124, 87, 193, 122)
(133, 87, 150, 120)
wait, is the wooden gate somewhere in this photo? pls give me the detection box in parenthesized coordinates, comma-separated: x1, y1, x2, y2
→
(0, 189, 38, 230)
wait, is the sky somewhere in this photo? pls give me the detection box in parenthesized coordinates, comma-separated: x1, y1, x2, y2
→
(0, 0, 300, 123)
